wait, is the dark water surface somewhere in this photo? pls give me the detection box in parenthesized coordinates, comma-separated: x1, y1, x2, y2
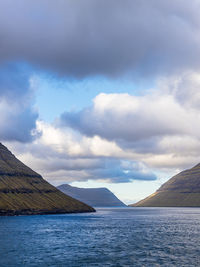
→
(1, 207, 200, 266)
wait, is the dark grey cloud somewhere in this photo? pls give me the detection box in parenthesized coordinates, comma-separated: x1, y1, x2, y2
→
(0, 0, 200, 78)
(0, 106, 38, 143)
(0, 63, 31, 99)
(0, 63, 38, 142)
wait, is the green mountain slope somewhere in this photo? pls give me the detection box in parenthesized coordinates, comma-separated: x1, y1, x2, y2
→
(0, 143, 95, 215)
(132, 163, 200, 207)
(57, 184, 126, 207)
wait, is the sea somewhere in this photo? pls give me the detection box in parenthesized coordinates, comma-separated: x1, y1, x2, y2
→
(1, 207, 200, 267)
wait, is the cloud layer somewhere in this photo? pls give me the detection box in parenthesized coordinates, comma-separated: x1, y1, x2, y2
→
(60, 92, 195, 143)
(59, 72, 200, 171)
(7, 72, 200, 184)
(0, 0, 200, 78)
(60, 77, 200, 144)
(2, 1, 200, 187)
(11, 121, 156, 184)
(0, 63, 38, 142)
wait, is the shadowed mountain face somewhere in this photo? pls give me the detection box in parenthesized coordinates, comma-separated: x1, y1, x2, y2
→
(132, 163, 200, 207)
(57, 184, 126, 207)
(0, 143, 95, 215)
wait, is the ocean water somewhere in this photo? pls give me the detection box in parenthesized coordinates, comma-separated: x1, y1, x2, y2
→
(1, 207, 200, 267)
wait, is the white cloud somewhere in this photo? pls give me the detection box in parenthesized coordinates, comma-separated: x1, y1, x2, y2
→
(6, 72, 200, 184)
(58, 72, 200, 171)
(6, 120, 156, 184)
(60, 77, 200, 143)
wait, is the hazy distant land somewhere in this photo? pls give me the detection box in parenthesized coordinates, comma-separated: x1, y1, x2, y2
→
(57, 184, 126, 207)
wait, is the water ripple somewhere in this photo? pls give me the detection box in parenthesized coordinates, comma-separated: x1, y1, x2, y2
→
(0, 207, 200, 266)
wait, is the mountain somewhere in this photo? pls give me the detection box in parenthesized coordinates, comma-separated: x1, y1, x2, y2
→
(0, 143, 95, 215)
(57, 184, 126, 207)
(132, 163, 200, 207)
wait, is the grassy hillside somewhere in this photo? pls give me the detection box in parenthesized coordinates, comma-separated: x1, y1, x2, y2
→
(132, 163, 200, 207)
(0, 143, 95, 215)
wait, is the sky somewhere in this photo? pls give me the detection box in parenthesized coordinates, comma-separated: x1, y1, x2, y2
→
(1, 0, 200, 204)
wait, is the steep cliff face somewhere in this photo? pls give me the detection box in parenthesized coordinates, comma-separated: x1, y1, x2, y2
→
(132, 164, 200, 207)
(0, 143, 95, 215)
(57, 184, 126, 207)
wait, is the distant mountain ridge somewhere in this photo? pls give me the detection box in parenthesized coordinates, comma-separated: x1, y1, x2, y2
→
(57, 184, 126, 207)
(0, 143, 95, 215)
(132, 163, 200, 207)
